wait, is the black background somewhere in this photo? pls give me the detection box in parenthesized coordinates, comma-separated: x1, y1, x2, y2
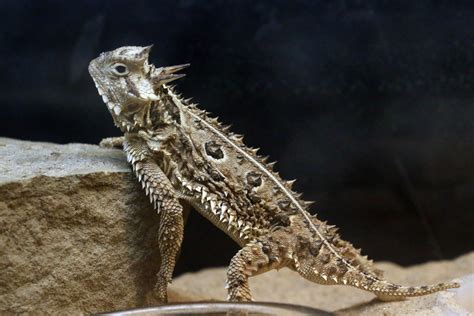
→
(1, 0, 473, 274)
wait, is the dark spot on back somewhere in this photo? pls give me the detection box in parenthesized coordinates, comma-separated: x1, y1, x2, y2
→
(336, 258, 345, 268)
(320, 253, 331, 264)
(272, 213, 291, 226)
(205, 141, 224, 159)
(365, 278, 375, 286)
(246, 171, 262, 187)
(262, 244, 271, 254)
(309, 241, 322, 256)
(297, 236, 310, 249)
(278, 199, 291, 210)
(247, 192, 261, 203)
(326, 266, 337, 275)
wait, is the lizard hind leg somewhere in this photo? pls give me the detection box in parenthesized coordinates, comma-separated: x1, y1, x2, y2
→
(226, 233, 290, 302)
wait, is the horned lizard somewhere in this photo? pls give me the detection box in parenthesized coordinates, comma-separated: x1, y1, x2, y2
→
(88, 45, 459, 303)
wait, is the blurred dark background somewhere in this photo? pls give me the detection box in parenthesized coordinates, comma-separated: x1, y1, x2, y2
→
(1, 0, 473, 275)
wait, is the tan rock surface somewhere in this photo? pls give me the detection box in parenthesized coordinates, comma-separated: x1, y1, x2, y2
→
(0, 138, 160, 314)
(170, 252, 473, 314)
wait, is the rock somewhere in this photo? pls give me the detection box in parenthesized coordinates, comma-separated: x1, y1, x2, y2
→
(169, 252, 474, 315)
(0, 138, 162, 314)
(450, 274, 474, 315)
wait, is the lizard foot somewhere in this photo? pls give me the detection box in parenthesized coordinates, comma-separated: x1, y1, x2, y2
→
(145, 277, 168, 305)
(153, 277, 169, 304)
(99, 136, 124, 149)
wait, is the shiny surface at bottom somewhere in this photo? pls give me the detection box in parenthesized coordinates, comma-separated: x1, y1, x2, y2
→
(96, 301, 333, 315)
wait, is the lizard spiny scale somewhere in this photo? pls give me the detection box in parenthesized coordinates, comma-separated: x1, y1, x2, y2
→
(89, 45, 460, 304)
(246, 171, 262, 187)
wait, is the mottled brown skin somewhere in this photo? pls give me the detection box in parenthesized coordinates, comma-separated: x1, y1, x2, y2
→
(89, 46, 460, 303)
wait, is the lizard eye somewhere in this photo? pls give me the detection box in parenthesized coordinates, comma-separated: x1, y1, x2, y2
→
(111, 63, 129, 76)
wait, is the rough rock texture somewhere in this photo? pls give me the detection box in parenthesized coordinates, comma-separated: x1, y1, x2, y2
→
(1, 138, 473, 315)
(170, 252, 474, 315)
(0, 138, 161, 314)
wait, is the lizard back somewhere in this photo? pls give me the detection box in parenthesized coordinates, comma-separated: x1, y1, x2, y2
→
(137, 85, 310, 246)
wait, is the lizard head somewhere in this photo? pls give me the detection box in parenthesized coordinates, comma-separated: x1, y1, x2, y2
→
(88, 45, 189, 132)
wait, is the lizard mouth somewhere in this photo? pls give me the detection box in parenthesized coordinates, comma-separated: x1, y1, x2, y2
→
(88, 67, 121, 116)
(92, 79, 123, 115)
(89, 63, 136, 132)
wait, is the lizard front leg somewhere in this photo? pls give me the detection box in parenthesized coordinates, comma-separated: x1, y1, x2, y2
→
(124, 135, 184, 303)
(153, 196, 184, 303)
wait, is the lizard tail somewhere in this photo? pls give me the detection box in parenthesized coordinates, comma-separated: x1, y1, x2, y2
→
(371, 280, 460, 301)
